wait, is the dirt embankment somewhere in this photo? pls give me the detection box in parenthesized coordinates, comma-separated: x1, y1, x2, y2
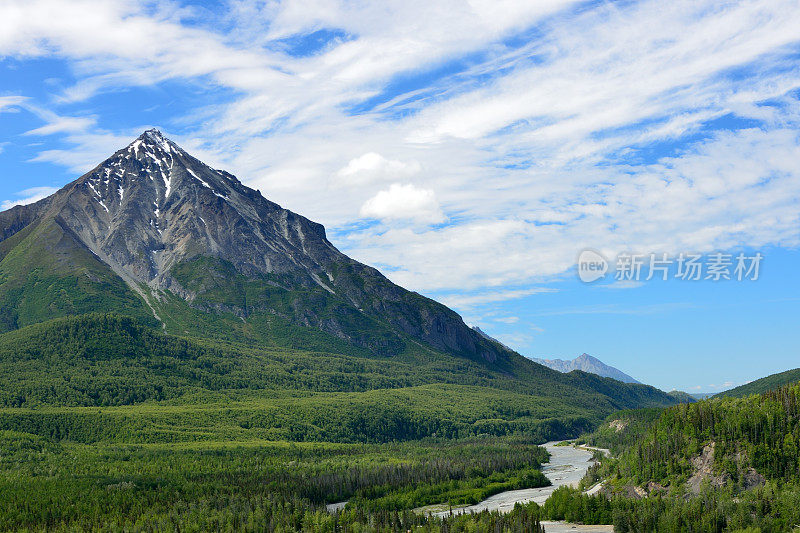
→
(608, 419, 628, 432)
(687, 442, 765, 495)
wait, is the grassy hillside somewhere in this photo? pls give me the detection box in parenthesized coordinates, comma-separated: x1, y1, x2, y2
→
(0, 313, 675, 412)
(168, 256, 408, 356)
(716, 367, 800, 398)
(0, 219, 156, 332)
(0, 313, 583, 530)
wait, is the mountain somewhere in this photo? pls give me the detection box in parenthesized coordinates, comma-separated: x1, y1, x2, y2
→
(531, 353, 640, 383)
(0, 130, 678, 430)
(0, 129, 511, 362)
(690, 392, 717, 400)
(666, 390, 697, 403)
(715, 367, 800, 398)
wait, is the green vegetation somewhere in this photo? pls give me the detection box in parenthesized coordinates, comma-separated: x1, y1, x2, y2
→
(0, 386, 599, 445)
(350, 466, 548, 512)
(0, 215, 681, 530)
(540, 486, 613, 524)
(607, 384, 800, 486)
(0, 313, 674, 416)
(576, 407, 665, 456)
(531, 483, 800, 532)
(565, 381, 800, 532)
(0, 219, 156, 333)
(667, 390, 697, 403)
(716, 367, 800, 398)
(0, 312, 668, 531)
(0, 431, 550, 531)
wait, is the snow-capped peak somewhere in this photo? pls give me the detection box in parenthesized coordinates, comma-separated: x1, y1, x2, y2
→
(132, 128, 178, 155)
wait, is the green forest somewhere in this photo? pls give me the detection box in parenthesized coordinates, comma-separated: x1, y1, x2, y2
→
(0, 429, 555, 531)
(3, 311, 799, 531)
(4, 311, 799, 531)
(555, 382, 800, 532)
(0, 312, 661, 531)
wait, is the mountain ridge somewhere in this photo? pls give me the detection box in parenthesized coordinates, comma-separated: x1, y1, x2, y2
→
(0, 130, 509, 363)
(531, 353, 641, 383)
(715, 367, 800, 398)
(0, 130, 678, 421)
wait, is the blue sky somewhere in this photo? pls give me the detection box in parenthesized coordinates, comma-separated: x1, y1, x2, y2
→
(1, 0, 799, 392)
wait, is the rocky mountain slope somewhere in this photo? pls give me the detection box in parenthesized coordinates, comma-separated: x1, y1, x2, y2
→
(531, 353, 640, 383)
(0, 130, 507, 362)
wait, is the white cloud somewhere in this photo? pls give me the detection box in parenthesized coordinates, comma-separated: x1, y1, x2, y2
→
(29, 130, 140, 174)
(490, 331, 534, 352)
(360, 183, 445, 224)
(24, 115, 95, 136)
(438, 287, 557, 310)
(334, 153, 421, 187)
(0, 0, 273, 102)
(601, 281, 646, 290)
(349, 126, 800, 291)
(0, 96, 26, 112)
(534, 302, 696, 317)
(1, 186, 59, 211)
(6, 0, 800, 296)
(408, 0, 800, 150)
(703, 381, 737, 391)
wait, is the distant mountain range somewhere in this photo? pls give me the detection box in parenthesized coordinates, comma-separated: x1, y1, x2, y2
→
(472, 328, 642, 385)
(690, 392, 717, 400)
(531, 353, 641, 383)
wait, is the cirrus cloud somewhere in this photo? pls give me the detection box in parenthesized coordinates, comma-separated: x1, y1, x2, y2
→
(3, 0, 800, 298)
(1, 186, 60, 211)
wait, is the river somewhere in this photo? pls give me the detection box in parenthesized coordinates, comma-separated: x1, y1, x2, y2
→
(420, 441, 613, 532)
(327, 441, 614, 532)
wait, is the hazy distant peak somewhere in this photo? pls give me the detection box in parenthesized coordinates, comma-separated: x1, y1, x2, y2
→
(531, 353, 640, 384)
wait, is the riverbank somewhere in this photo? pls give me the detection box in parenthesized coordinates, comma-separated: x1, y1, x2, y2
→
(418, 441, 604, 517)
(417, 441, 613, 531)
(328, 441, 614, 531)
